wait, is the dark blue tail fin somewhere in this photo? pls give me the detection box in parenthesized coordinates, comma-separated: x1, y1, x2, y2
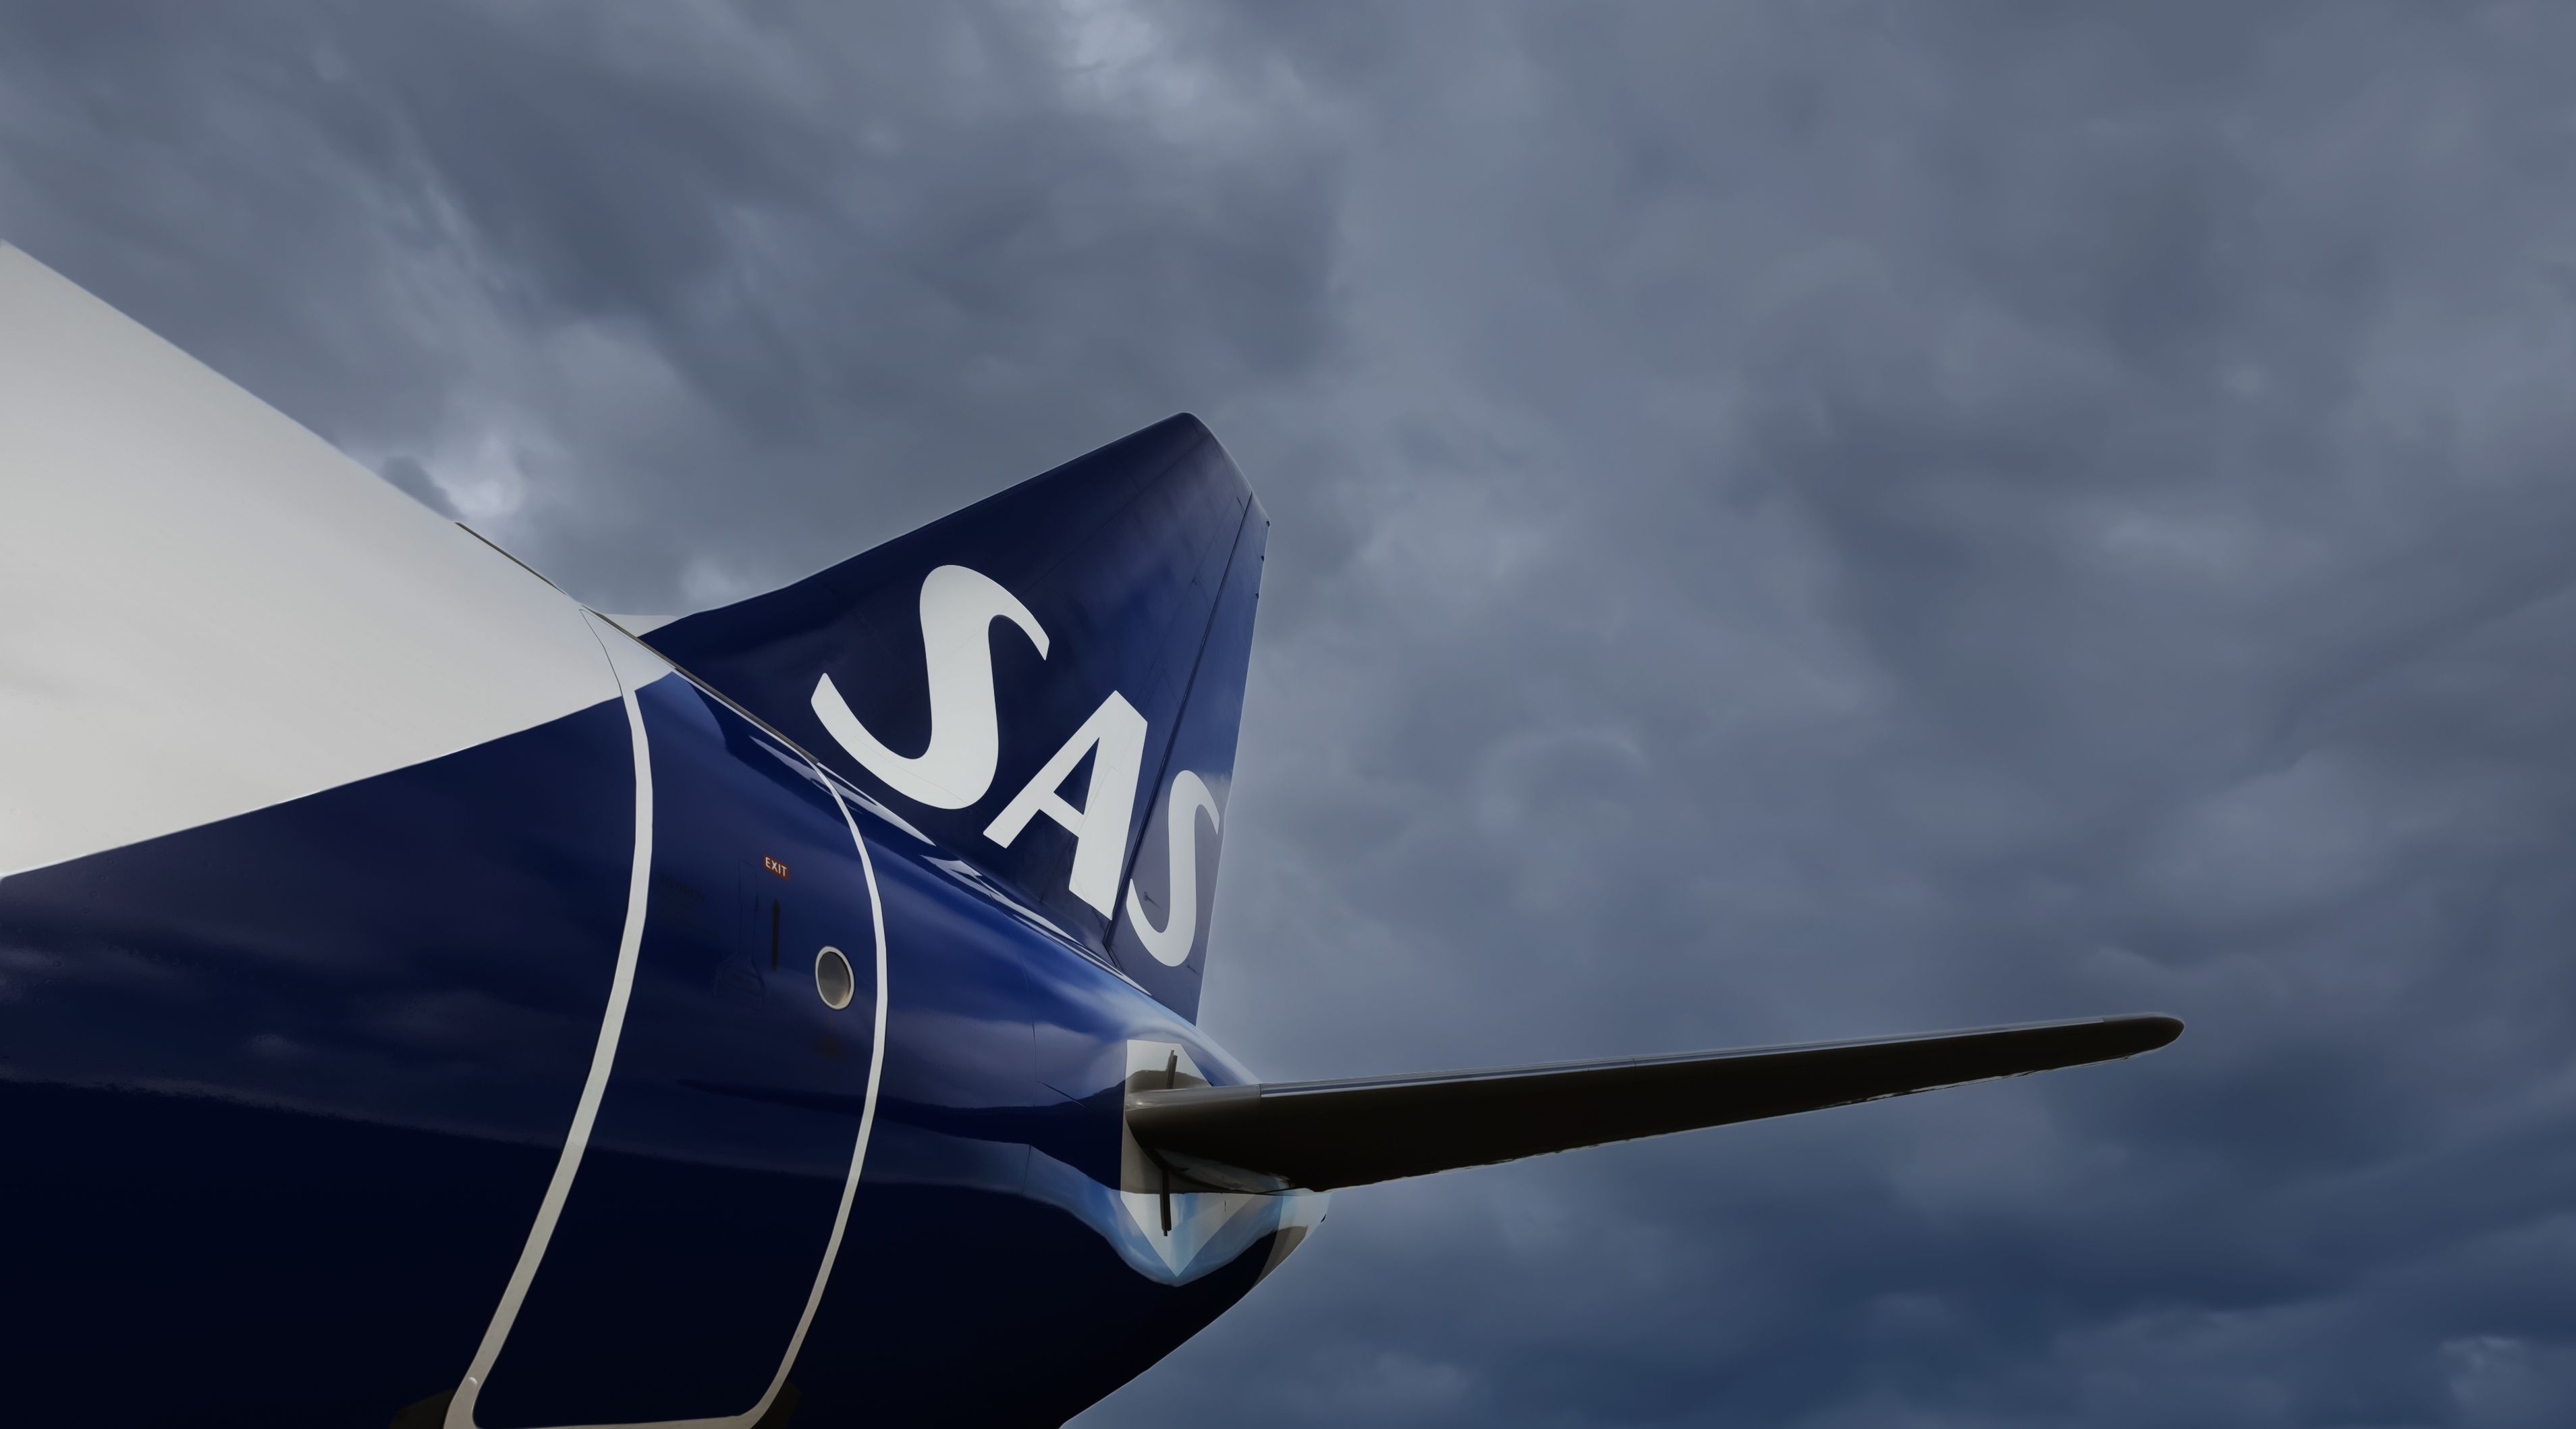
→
(642, 414, 1265, 1019)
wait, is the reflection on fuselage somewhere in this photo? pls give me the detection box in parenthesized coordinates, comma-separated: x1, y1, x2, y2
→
(0, 677, 1308, 1426)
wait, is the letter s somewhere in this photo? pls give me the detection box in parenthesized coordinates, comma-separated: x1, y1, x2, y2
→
(1124, 770, 1220, 967)
(811, 564, 1047, 809)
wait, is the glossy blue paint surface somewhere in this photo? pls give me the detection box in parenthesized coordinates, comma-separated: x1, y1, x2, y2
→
(0, 684, 1303, 1426)
(476, 676, 885, 1428)
(0, 698, 636, 1424)
(788, 762, 1305, 1425)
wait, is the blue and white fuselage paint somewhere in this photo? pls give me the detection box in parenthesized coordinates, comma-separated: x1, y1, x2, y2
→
(0, 244, 1313, 1427)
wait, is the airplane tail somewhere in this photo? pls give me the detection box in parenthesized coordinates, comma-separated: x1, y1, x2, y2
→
(642, 414, 1265, 1020)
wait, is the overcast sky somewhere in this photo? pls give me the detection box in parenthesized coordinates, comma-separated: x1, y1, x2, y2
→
(9, 3, 2576, 1425)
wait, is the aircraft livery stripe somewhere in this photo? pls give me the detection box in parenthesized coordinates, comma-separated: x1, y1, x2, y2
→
(745, 743, 896, 1422)
(445, 619, 659, 1429)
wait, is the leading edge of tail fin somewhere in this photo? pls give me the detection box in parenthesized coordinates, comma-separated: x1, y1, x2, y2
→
(644, 414, 1265, 1019)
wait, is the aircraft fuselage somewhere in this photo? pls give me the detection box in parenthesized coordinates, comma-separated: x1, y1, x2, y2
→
(0, 651, 1303, 1427)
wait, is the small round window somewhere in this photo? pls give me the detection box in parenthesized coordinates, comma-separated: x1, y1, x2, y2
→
(813, 946, 855, 1010)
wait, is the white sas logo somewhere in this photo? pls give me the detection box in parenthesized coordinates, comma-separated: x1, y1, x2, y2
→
(808, 564, 1215, 967)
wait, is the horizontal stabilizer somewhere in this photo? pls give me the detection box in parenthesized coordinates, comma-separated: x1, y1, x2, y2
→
(1128, 1015, 2181, 1192)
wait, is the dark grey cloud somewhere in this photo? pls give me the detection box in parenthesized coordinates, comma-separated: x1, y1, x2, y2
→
(8, 1, 2576, 1424)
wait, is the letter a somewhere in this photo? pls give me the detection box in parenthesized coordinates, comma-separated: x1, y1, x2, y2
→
(983, 691, 1149, 917)
(811, 565, 1047, 809)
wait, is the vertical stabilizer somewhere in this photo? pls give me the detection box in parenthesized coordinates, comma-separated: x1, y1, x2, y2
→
(642, 416, 1265, 1019)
